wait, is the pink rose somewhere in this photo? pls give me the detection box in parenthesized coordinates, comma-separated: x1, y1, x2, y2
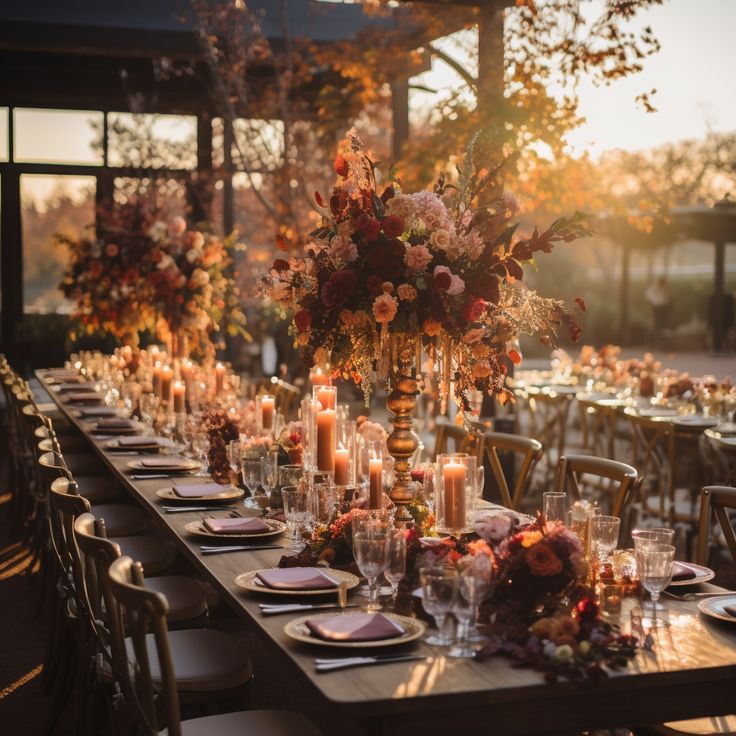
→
(404, 244, 432, 271)
(433, 265, 465, 296)
(372, 293, 398, 324)
(168, 216, 187, 237)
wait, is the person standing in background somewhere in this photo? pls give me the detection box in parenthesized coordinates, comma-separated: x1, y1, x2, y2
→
(645, 276, 671, 346)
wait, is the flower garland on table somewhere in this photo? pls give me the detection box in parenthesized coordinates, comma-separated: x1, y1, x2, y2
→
(262, 129, 590, 408)
(203, 410, 241, 484)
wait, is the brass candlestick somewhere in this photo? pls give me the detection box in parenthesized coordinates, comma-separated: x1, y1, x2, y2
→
(385, 341, 419, 526)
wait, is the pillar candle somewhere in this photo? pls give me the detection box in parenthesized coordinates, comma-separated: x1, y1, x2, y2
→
(172, 380, 186, 413)
(261, 395, 275, 431)
(152, 361, 163, 399)
(316, 407, 336, 472)
(161, 365, 174, 404)
(215, 362, 225, 394)
(443, 461, 466, 530)
(334, 444, 350, 486)
(180, 358, 194, 383)
(316, 386, 336, 410)
(310, 367, 331, 386)
(369, 455, 383, 509)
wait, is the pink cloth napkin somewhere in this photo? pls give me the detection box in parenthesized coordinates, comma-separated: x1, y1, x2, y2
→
(46, 369, 81, 377)
(724, 604, 736, 618)
(96, 418, 135, 429)
(65, 392, 103, 403)
(305, 613, 405, 642)
(174, 483, 228, 498)
(140, 457, 188, 468)
(255, 567, 338, 591)
(671, 562, 697, 582)
(58, 383, 95, 392)
(80, 406, 119, 417)
(116, 436, 161, 447)
(203, 517, 270, 535)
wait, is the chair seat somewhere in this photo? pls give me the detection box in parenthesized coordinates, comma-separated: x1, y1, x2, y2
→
(645, 715, 736, 735)
(166, 710, 322, 736)
(51, 475, 120, 504)
(111, 535, 172, 576)
(144, 576, 208, 624)
(126, 629, 252, 693)
(92, 503, 147, 537)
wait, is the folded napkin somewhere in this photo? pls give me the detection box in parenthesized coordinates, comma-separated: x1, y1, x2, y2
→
(80, 406, 119, 417)
(140, 457, 187, 468)
(46, 369, 81, 377)
(174, 482, 227, 498)
(58, 382, 95, 392)
(255, 567, 338, 591)
(116, 436, 161, 447)
(723, 604, 736, 618)
(671, 562, 697, 582)
(65, 392, 103, 403)
(203, 517, 270, 535)
(96, 418, 135, 429)
(305, 613, 405, 642)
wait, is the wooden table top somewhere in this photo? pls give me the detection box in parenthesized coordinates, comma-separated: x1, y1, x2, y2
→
(37, 369, 736, 735)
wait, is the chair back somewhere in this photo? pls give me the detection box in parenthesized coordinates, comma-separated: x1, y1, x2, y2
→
(554, 454, 641, 518)
(108, 556, 180, 736)
(431, 418, 471, 460)
(697, 485, 736, 565)
(479, 431, 543, 509)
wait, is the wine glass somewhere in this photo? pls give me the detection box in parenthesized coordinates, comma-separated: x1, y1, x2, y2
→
(228, 440, 242, 479)
(281, 486, 310, 550)
(636, 543, 675, 628)
(190, 430, 210, 477)
(139, 393, 157, 432)
(420, 464, 437, 517)
(465, 553, 496, 643)
(260, 449, 280, 505)
(543, 491, 567, 523)
(420, 565, 458, 646)
(591, 515, 621, 564)
(384, 529, 407, 608)
(353, 529, 390, 612)
(449, 564, 484, 658)
(241, 456, 263, 499)
(632, 527, 675, 548)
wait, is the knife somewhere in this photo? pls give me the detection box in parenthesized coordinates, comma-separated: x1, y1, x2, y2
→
(200, 545, 283, 555)
(164, 506, 235, 513)
(259, 602, 360, 616)
(315, 654, 424, 672)
(131, 474, 170, 480)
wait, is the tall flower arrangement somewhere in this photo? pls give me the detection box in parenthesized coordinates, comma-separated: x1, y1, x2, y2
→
(262, 129, 590, 406)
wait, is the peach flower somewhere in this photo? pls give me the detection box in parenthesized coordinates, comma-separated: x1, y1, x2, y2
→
(397, 284, 417, 302)
(372, 293, 398, 324)
(404, 245, 432, 271)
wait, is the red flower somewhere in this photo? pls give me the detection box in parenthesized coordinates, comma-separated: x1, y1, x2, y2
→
(574, 297, 587, 312)
(366, 275, 384, 294)
(273, 259, 290, 272)
(526, 543, 563, 576)
(334, 155, 349, 177)
(433, 271, 451, 291)
(294, 309, 312, 333)
(382, 215, 404, 238)
(321, 270, 356, 309)
(462, 297, 486, 323)
(356, 213, 381, 240)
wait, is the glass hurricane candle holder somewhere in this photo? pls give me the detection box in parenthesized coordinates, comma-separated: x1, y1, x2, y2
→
(435, 454, 475, 535)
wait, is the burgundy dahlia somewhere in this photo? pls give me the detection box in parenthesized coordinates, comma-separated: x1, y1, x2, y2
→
(321, 270, 357, 309)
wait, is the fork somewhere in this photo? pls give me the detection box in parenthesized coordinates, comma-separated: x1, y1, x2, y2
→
(664, 589, 735, 601)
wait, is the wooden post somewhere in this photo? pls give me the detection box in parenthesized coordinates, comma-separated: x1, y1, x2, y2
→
(222, 117, 234, 236)
(391, 77, 410, 163)
(190, 111, 214, 223)
(477, 3, 506, 127)
(620, 245, 630, 343)
(713, 241, 725, 351)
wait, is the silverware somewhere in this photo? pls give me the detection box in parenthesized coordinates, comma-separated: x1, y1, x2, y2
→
(131, 474, 170, 480)
(163, 506, 234, 513)
(315, 654, 424, 672)
(665, 589, 735, 601)
(259, 602, 359, 616)
(200, 544, 283, 555)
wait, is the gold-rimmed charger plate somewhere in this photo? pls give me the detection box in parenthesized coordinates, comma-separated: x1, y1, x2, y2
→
(157, 485, 245, 503)
(284, 612, 426, 649)
(698, 594, 736, 624)
(671, 415, 718, 429)
(126, 458, 201, 473)
(106, 438, 175, 451)
(235, 568, 360, 597)
(668, 561, 715, 587)
(184, 518, 286, 540)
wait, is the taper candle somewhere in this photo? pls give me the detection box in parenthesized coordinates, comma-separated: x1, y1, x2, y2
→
(161, 365, 173, 404)
(443, 461, 466, 530)
(369, 454, 383, 509)
(261, 395, 275, 431)
(172, 380, 186, 413)
(215, 362, 225, 393)
(316, 407, 336, 472)
(334, 444, 350, 486)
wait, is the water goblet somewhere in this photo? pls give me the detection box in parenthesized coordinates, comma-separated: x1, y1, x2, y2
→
(228, 440, 242, 478)
(632, 527, 675, 548)
(384, 529, 407, 608)
(353, 529, 390, 612)
(260, 449, 280, 505)
(281, 485, 310, 551)
(465, 552, 496, 643)
(591, 515, 621, 564)
(449, 565, 483, 658)
(543, 491, 567, 523)
(241, 456, 264, 499)
(420, 565, 458, 646)
(636, 543, 675, 628)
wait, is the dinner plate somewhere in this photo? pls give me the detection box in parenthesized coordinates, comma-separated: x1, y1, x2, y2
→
(637, 407, 679, 418)
(235, 568, 360, 597)
(126, 458, 201, 473)
(94, 425, 142, 436)
(698, 594, 736, 624)
(184, 518, 287, 540)
(668, 561, 715, 587)
(671, 415, 718, 429)
(106, 438, 177, 451)
(284, 612, 426, 649)
(157, 485, 245, 503)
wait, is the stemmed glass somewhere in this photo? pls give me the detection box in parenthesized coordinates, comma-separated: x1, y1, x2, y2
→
(190, 428, 210, 477)
(591, 515, 621, 564)
(384, 530, 407, 608)
(420, 565, 458, 646)
(353, 528, 390, 612)
(260, 449, 280, 505)
(281, 486, 310, 551)
(139, 393, 157, 433)
(636, 543, 675, 628)
(449, 563, 484, 658)
(543, 491, 567, 523)
(420, 464, 437, 518)
(465, 553, 496, 643)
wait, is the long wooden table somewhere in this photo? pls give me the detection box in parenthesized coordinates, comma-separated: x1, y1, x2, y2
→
(38, 370, 736, 736)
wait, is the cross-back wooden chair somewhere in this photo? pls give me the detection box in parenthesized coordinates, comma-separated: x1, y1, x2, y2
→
(554, 454, 641, 519)
(696, 485, 736, 566)
(431, 417, 471, 460)
(476, 431, 543, 510)
(107, 556, 312, 736)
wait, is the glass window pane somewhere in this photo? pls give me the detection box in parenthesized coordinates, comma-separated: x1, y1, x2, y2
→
(108, 113, 197, 169)
(112, 177, 188, 216)
(21, 174, 96, 314)
(14, 108, 103, 165)
(0, 108, 8, 162)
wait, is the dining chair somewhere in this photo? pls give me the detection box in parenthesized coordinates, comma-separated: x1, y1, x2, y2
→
(477, 431, 543, 510)
(554, 454, 641, 519)
(431, 417, 471, 460)
(696, 485, 736, 567)
(107, 555, 321, 736)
